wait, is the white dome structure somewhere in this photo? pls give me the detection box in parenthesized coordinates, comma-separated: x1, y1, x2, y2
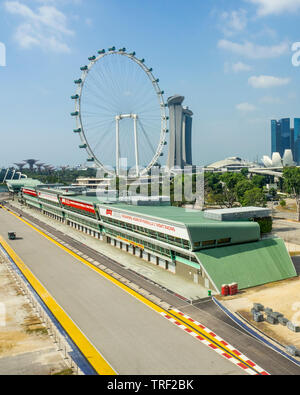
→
(272, 152, 282, 167)
(282, 149, 295, 167)
(206, 157, 256, 171)
(262, 150, 295, 168)
(262, 155, 273, 168)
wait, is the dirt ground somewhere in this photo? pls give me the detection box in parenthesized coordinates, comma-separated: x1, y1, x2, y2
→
(0, 254, 71, 375)
(219, 277, 300, 350)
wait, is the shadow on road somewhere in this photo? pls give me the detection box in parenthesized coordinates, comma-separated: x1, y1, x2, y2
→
(292, 256, 300, 275)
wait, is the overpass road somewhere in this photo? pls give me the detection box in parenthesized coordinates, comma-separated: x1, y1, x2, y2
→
(0, 207, 247, 375)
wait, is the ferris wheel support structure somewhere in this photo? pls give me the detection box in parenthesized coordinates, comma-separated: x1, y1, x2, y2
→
(71, 47, 169, 177)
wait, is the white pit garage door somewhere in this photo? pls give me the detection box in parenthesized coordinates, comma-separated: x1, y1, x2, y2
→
(168, 261, 176, 273)
(150, 255, 157, 264)
(142, 251, 148, 261)
(158, 258, 166, 269)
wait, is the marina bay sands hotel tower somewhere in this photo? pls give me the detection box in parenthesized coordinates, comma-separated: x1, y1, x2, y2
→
(167, 95, 194, 169)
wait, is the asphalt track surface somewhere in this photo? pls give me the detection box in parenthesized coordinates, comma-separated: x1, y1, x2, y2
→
(0, 206, 246, 375)
(2, 199, 300, 375)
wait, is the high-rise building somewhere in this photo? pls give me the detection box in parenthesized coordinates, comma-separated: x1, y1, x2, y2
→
(271, 120, 281, 155)
(182, 107, 193, 166)
(167, 95, 193, 169)
(271, 118, 300, 164)
(294, 118, 300, 165)
(281, 118, 291, 157)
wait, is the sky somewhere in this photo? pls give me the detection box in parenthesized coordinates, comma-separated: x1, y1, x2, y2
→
(0, 0, 300, 168)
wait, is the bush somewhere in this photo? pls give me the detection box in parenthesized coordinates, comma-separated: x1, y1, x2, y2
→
(254, 217, 273, 234)
(280, 199, 286, 207)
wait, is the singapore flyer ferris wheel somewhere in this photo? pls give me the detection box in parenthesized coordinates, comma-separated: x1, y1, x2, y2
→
(71, 47, 169, 177)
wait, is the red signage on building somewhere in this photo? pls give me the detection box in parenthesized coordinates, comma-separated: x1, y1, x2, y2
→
(60, 197, 95, 213)
(22, 188, 37, 197)
(106, 209, 113, 216)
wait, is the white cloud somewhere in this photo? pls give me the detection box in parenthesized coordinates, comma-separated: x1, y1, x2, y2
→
(248, 0, 300, 16)
(220, 9, 247, 36)
(4, 1, 74, 53)
(218, 39, 289, 59)
(224, 61, 252, 73)
(248, 75, 290, 88)
(236, 102, 257, 112)
(232, 61, 252, 72)
(259, 95, 281, 104)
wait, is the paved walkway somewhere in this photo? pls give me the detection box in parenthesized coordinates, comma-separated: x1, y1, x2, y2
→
(9, 201, 213, 301)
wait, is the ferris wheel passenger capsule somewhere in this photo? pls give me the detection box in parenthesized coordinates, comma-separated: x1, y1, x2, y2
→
(98, 49, 105, 54)
(129, 52, 136, 56)
(108, 47, 116, 51)
(80, 65, 88, 71)
(73, 128, 81, 133)
(74, 79, 82, 84)
(71, 111, 79, 116)
(87, 158, 95, 162)
(88, 56, 96, 61)
(79, 144, 87, 149)
(140, 58, 145, 63)
(71, 94, 79, 100)
(119, 48, 126, 52)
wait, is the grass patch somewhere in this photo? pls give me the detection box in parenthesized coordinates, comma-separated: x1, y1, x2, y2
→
(25, 327, 48, 336)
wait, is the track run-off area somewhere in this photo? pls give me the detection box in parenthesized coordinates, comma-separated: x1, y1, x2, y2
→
(0, 204, 268, 375)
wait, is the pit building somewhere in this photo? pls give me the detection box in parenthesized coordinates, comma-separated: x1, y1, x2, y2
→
(6, 180, 297, 294)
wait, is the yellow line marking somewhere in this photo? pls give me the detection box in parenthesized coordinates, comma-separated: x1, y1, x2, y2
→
(168, 309, 260, 373)
(0, 235, 116, 375)
(290, 251, 300, 257)
(0, 204, 260, 372)
(0, 205, 164, 315)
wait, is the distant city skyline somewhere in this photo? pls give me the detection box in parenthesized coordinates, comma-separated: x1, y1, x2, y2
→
(1, 0, 300, 167)
(271, 117, 300, 164)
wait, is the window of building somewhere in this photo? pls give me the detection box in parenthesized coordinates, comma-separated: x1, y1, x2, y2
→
(217, 238, 231, 245)
(202, 240, 216, 247)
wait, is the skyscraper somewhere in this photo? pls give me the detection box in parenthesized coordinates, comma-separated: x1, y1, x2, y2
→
(294, 118, 300, 165)
(167, 95, 194, 169)
(271, 118, 300, 165)
(281, 118, 291, 157)
(182, 107, 193, 166)
(271, 120, 281, 155)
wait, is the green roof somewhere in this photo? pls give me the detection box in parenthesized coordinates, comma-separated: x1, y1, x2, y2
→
(66, 194, 102, 204)
(100, 203, 260, 245)
(6, 178, 42, 192)
(6, 178, 42, 187)
(100, 203, 249, 226)
(195, 238, 297, 292)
